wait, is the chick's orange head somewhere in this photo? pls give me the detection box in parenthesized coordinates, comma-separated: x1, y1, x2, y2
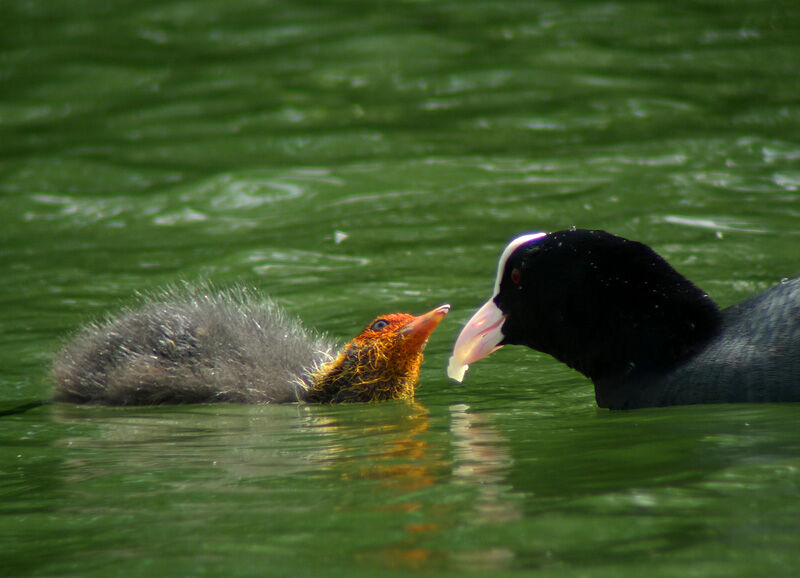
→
(353, 305, 450, 356)
(307, 304, 450, 403)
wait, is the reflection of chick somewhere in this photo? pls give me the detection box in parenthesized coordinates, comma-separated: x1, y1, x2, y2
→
(343, 402, 435, 490)
(51, 286, 449, 405)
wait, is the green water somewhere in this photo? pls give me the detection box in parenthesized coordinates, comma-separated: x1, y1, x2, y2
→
(2, 0, 800, 576)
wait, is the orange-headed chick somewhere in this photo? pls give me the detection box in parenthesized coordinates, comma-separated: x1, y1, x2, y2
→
(306, 308, 450, 403)
(52, 285, 449, 405)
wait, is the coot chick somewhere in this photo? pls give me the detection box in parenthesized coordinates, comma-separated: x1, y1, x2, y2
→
(448, 229, 800, 409)
(53, 286, 449, 405)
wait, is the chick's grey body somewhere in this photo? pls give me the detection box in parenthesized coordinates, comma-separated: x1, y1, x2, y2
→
(52, 287, 337, 405)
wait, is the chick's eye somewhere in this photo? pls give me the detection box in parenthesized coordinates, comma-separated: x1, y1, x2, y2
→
(370, 319, 389, 331)
(510, 268, 521, 285)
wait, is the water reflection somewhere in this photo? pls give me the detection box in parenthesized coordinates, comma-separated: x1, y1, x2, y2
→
(448, 403, 520, 572)
(53, 403, 335, 483)
(335, 401, 435, 491)
(39, 363, 800, 575)
(358, 402, 522, 573)
(450, 403, 519, 525)
(51, 400, 444, 498)
(339, 402, 445, 571)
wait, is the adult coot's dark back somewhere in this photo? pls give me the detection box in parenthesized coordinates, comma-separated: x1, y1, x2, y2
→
(53, 286, 449, 405)
(448, 229, 800, 409)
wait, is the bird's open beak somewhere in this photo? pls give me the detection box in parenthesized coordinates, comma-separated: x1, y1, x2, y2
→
(447, 299, 506, 382)
(400, 304, 450, 346)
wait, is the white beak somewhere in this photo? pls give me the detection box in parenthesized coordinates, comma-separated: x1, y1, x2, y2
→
(447, 299, 506, 382)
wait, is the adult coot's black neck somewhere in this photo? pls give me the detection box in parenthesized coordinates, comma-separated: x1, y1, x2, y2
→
(496, 230, 722, 402)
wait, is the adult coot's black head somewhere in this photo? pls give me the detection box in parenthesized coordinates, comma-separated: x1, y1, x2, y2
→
(449, 229, 800, 409)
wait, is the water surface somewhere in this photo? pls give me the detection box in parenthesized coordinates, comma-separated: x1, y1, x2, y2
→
(2, 1, 799, 576)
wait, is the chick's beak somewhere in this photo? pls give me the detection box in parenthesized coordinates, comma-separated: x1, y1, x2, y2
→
(400, 304, 450, 346)
(447, 298, 506, 383)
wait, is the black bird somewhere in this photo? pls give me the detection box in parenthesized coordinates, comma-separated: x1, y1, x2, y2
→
(53, 285, 449, 405)
(448, 229, 800, 409)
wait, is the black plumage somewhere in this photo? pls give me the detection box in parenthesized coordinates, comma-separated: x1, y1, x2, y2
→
(449, 229, 800, 409)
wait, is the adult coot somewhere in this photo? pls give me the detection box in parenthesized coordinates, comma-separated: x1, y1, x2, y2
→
(448, 229, 799, 409)
(53, 286, 449, 405)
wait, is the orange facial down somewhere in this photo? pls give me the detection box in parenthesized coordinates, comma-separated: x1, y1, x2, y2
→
(306, 305, 450, 403)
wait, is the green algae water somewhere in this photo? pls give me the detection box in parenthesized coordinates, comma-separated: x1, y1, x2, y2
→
(2, 1, 800, 576)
